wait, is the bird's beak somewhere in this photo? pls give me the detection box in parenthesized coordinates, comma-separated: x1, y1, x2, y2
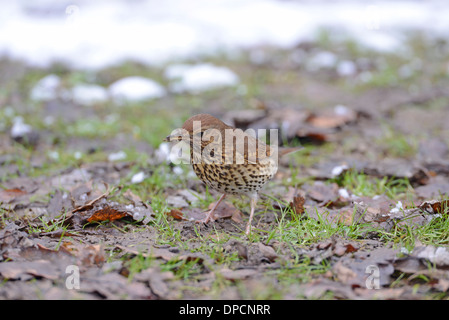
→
(164, 135, 180, 142)
(164, 128, 188, 142)
(164, 129, 185, 142)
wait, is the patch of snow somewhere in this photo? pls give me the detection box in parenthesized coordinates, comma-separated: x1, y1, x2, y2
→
(48, 150, 59, 160)
(334, 105, 351, 116)
(390, 201, 404, 214)
(108, 151, 127, 162)
(131, 171, 146, 184)
(30, 74, 61, 101)
(306, 51, 337, 71)
(10, 116, 32, 138)
(337, 60, 357, 76)
(165, 63, 239, 93)
(71, 84, 108, 105)
(173, 166, 184, 175)
(73, 151, 83, 159)
(155, 142, 171, 163)
(331, 164, 349, 177)
(108, 76, 166, 102)
(0, 1, 448, 70)
(338, 188, 350, 199)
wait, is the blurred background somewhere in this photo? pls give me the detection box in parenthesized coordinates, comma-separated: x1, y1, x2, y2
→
(1, 0, 448, 187)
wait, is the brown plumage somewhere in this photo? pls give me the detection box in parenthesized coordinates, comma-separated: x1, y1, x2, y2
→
(165, 113, 300, 235)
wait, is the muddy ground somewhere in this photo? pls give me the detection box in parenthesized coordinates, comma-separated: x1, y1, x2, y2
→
(1, 34, 449, 300)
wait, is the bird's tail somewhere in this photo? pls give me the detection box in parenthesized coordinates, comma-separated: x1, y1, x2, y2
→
(278, 146, 303, 157)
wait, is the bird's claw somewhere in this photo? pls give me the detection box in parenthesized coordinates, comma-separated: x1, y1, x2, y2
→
(195, 218, 209, 224)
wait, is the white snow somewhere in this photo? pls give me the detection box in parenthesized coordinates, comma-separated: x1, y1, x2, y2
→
(306, 51, 337, 71)
(331, 164, 349, 177)
(10, 116, 32, 138)
(390, 201, 404, 214)
(165, 63, 239, 93)
(71, 84, 108, 105)
(336, 60, 357, 77)
(47, 150, 60, 161)
(155, 142, 171, 163)
(0, 1, 447, 70)
(108, 151, 127, 162)
(30, 74, 61, 101)
(131, 171, 146, 184)
(338, 188, 350, 199)
(108, 76, 166, 102)
(173, 166, 184, 175)
(334, 105, 351, 116)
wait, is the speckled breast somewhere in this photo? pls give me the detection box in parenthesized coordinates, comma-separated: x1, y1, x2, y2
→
(192, 161, 277, 195)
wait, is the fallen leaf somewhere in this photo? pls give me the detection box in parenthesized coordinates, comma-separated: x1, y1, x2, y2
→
(415, 183, 449, 199)
(290, 194, 305, 215)
(418, 200, 449, 214)
(234, 241, 248, 260)
(334, 243, 359, 256)
(0, 260, 60, 280)
(166, 209, 187, 220)
(413, 246, 449, 267)
(166, 195, 189, 208)
(176, 189, 204, 205)
(134, 268, 173, 298)
(306, 107, 357, 129)
(304, 181, 339, 205)
(333, 261, 357, 283)
(87, 206, 129, 223)
(433, 279, 449, 292)
(72, 182, 116, 213)
(219, 268, 258, 281)
(122, 189, 144, 205)
(257, 243, 278, 262)
(209, 201, 243, 223)
(46, 189, 67, 219)
(62, 243, 105, 267)
(0, 188, 27, 203)
(79, 272, 154, 299)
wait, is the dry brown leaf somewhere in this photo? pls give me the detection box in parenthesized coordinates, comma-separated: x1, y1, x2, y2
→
(306, 181, 339, 204)
(257, 243, 278, 262)
(87, 206, 129, 223)
(209, 201, 243, 223)
(219, 268, 258, 281)
(0, 260, 60, 280)
(0, 188, 27, 203)
(419, 199, 449, 214)
(61, 242, 105, 267)
(290, 194, 305, 215)
(166, 209, 187, 220)
(306, 107, 356, 129)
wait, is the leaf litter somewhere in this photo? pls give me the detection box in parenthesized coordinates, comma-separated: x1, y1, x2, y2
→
(2, 43, 449, 300)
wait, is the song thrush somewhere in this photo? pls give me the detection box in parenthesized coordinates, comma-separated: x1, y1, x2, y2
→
(165, 113, 300, 235)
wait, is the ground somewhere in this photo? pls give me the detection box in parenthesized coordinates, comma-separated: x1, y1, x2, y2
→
(1, 32, 449, 300)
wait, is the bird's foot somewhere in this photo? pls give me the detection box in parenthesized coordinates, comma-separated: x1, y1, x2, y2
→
(195, 210, 213, 224)
(195, 217, 211, 224)
(245, 224, 252, 236)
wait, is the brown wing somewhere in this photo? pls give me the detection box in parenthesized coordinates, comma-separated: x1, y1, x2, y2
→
(222, 129, 272, 165)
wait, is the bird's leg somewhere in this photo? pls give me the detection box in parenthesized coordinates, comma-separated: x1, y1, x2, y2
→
(197, 193, 226, 224)
(245, 193, 258, 235)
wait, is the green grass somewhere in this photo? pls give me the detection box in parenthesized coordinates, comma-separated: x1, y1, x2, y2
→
(376, 123, 418, 158)
(377, 202, 449, 249)
(332, 170, 414, 199)
(1, 32, 449, 299)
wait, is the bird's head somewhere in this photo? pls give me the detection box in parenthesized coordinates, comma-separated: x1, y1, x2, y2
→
(164, 114, 230, 142)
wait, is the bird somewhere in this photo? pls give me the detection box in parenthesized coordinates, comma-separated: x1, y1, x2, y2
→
(164, 113, 300, 235)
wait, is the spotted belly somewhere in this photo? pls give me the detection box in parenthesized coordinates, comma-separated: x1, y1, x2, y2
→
(192, 162, 277, 195)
